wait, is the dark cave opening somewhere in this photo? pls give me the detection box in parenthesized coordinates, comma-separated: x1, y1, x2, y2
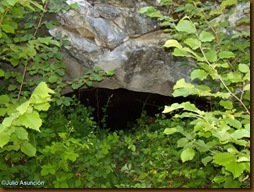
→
(67, 88, 211, 131)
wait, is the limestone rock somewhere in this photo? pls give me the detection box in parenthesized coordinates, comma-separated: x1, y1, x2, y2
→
(50, 0, 192, 96)
(212, 2, 250, 35)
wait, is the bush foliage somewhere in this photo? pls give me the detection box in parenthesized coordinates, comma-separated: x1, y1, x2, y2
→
(140, 0, 250, 187)
(0, 0, 250, 188)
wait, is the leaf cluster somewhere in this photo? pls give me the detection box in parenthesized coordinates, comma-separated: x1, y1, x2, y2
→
(139, 0, 250, 188)
(0, 0, 114, 170)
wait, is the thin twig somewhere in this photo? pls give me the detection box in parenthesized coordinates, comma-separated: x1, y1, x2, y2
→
(17, 1, 48, 100)
(199, 45, 250, 114)
(17, 62, 28, 100)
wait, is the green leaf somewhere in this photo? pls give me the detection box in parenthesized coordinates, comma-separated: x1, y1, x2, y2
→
(243, 162, 250, 172)
(64, 151, 79, 162)
(216, 63, 229, 68)
(163, 101, 202, 114)
(220, 0, 237, 10)
(37, 37, 52, 45)
(223, 179, 242, 188)
(71, 83, 82, 90)
(17, 111, 42, 131)
(213, 175, 225, 184)
(226, 72, 242, 83)
(219, 100, 233, 109)
(202, 156, 213, 166)
(164, 39, 183, 49)
(30, 0, 44, 11)
(213, 152, 245, 178)
(183, 102, 201, 112)
(41, 164, 56, 176)
(105, 70, 114, 76)
(238, 64, 249, 73)
(224, 118, 242, 129)
(91, 74, 103, 81)
(205, 50, 217, 62)
(0, 69, 5, 77)
(197, 85, 210, 91)
(2, 116, 16, 128)
(63, 99, 71, 106)
(218, 51, 235, 59)
(231, 129, 250, 139)
(10, 58, 19, 66)
(243, 84, 250, 91)
(213, 92, 231, 98)
(139, 6, 162, 18)
(181, 148, 195, 162)
(21, 142, 36, 157)
(162, 104, 181, 113)
(48, 75, 59, 83)
(173, 48, 191, 57)
(149, 11, 163, 18)
(171, 79, 203, 97)
(70, 2, 79, 9)
(16, 101, 30, 115)
(33, 102, 50, 111)
(172, 88, 193, 97)
(243, 91, 250, 101)
(163, 128, 178, 135)
(1, 24, 15, 33)
(56, 98, 63, 105)
(11, 7, 24, 18)
(139, 6, 157, 14)
(23, 22, 34, 29)
(226, 146, 239, 154)
(237, 157, 249, 163)
(45, 21, 55, 30)
(0, 133, 10, 148)
(177, 138, 189, 148)
(175, 19, 196, 34)
(31, 82, 54, 104)
(195, 140, 210, 152)
(56, 69, 65, 76)
(7, 0, 18, 6)
(173, 78, 195, 90)
(190, 69, 208, 81)
(85, 81, 93, 87)
(15, 127, 28, 140)
(93, 66, 102, 73)
(232, 139, 248, 146)
(0, 95, 10, 105)
(0, 108, 7, 116)
(198, 31, 215, 42)
(50, 40, 61, 48)
(184, 38, 201, 50)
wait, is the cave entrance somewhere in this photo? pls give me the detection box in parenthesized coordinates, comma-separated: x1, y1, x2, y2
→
(70, 88, 176, 131)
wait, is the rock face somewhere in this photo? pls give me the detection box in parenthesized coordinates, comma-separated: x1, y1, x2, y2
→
(49, 0, 250, 96)
(49, 0, 192, 96)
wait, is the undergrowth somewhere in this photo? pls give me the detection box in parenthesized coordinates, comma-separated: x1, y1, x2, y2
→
(0, 0, 250, 188)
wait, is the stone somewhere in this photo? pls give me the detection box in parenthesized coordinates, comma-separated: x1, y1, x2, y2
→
(211, 2, 250, 35)
(52, 1, 229, 97)
(50, 0, 193, 96)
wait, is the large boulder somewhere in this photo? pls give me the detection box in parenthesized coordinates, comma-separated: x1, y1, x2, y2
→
(49, 0, 193, 96)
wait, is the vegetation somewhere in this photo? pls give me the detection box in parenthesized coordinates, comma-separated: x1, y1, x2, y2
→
(0, 0, 250, 188)
(140, 0, 250, 187)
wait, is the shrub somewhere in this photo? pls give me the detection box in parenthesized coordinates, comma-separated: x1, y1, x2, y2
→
(140, 0, 250, 188)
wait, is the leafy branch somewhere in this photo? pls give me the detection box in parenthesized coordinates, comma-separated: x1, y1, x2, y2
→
(140, 0, 250, 187)
(198, 44, 249, 114)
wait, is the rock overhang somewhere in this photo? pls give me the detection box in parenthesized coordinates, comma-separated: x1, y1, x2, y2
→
(49, 0, 193, 96)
